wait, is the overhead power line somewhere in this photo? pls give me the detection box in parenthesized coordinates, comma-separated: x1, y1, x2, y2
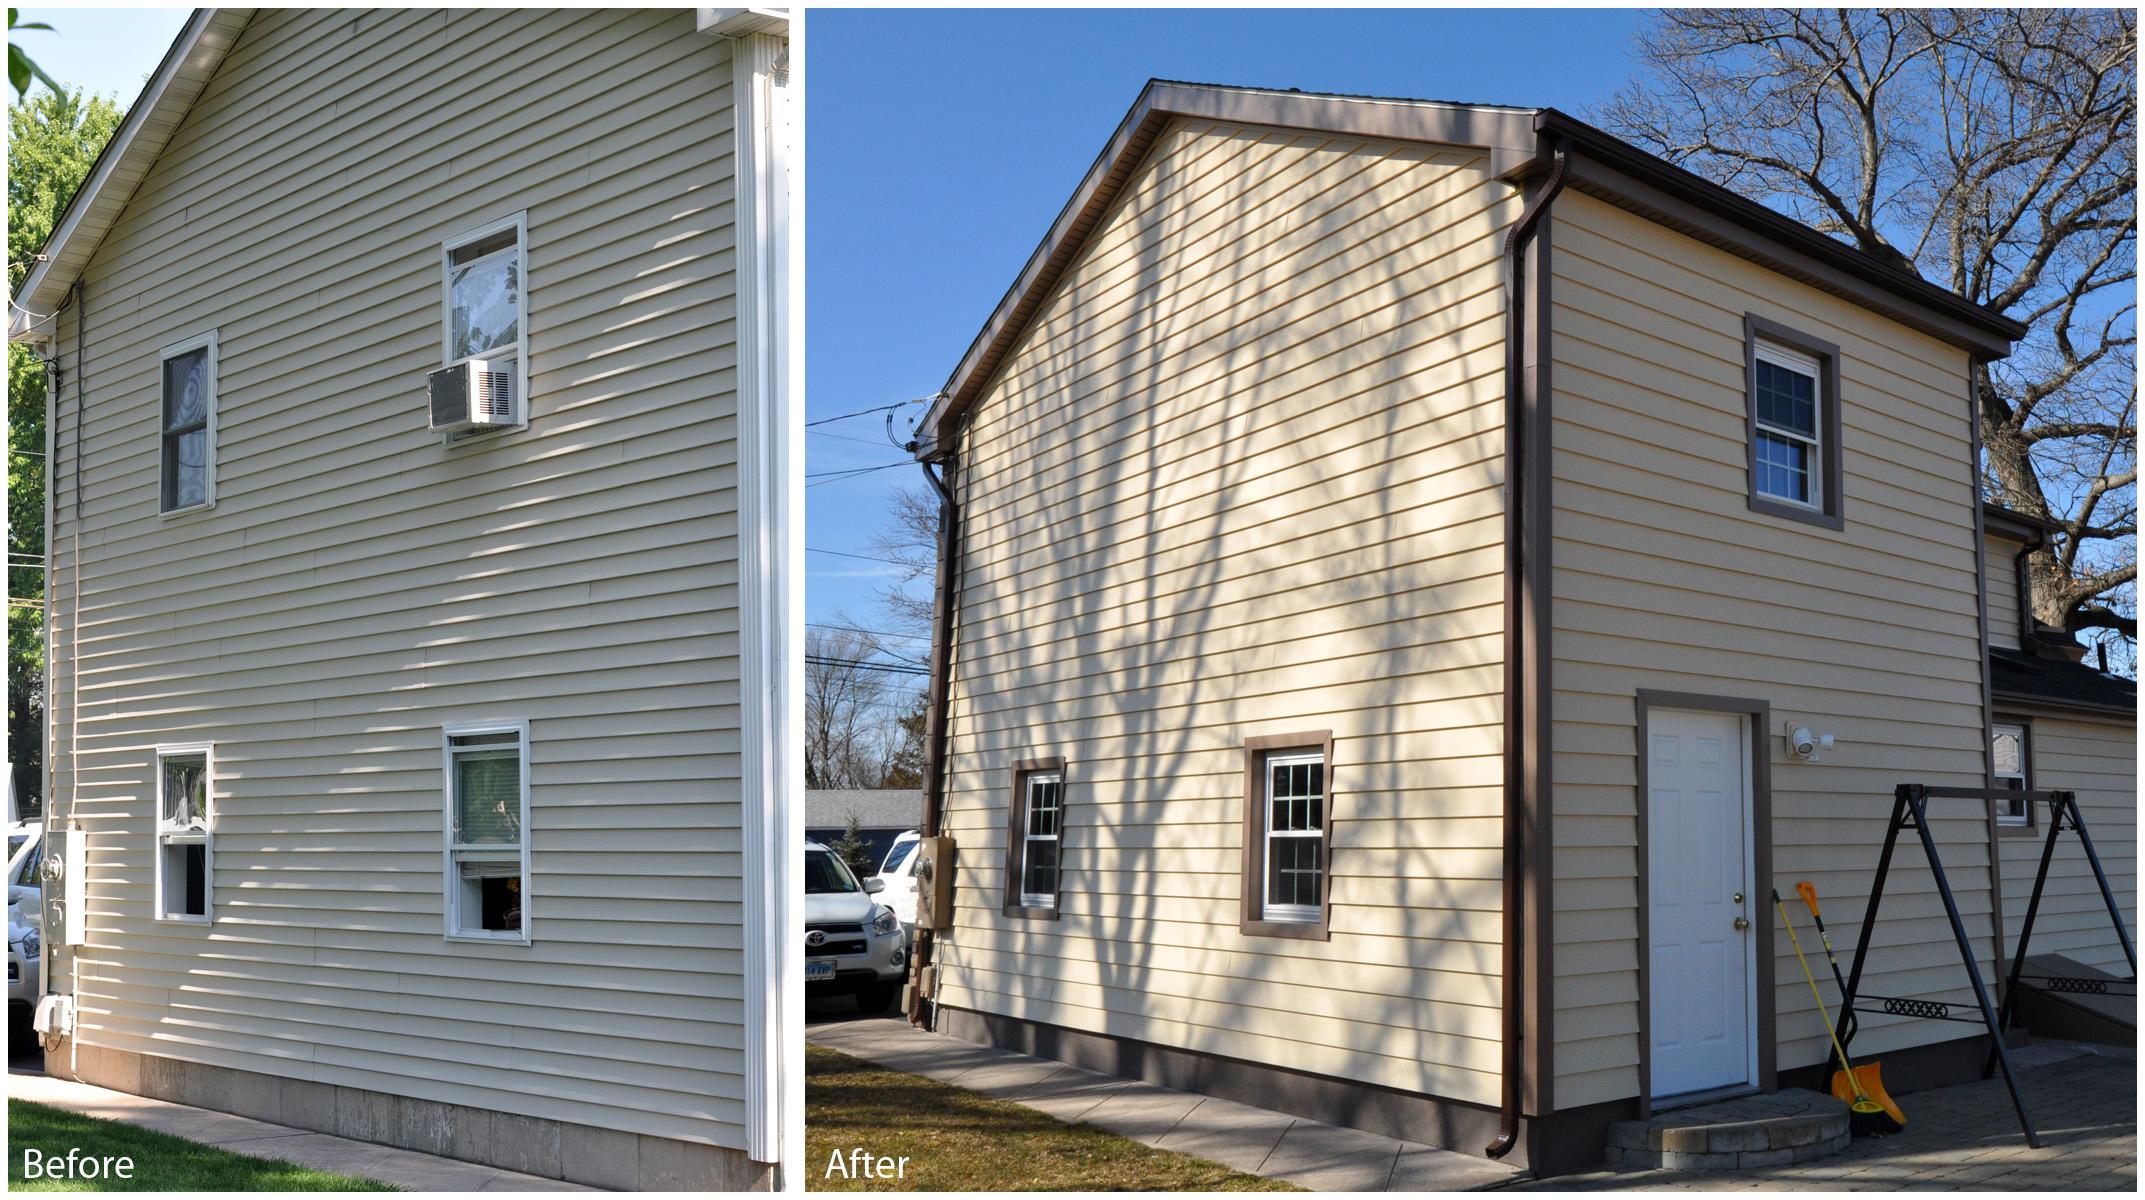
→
(805, 654, 931, 677)
(806, 397, 931, 428)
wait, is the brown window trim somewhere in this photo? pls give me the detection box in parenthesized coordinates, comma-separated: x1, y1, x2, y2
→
(1003, 757, 1065, 919)
(1991, 716, 2037, 837)
(1241, 732, 1334, 940)
(1743, 313, 1845, 531)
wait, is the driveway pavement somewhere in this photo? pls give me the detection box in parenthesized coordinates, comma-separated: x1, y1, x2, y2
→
(1517, 1042, 2134, 1191)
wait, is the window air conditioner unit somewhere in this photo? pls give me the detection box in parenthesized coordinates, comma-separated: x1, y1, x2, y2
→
(428, 359, 517, 433)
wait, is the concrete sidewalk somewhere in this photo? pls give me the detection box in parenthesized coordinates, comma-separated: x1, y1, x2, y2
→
(9, 1071, 595, 1191)
(806, 1015, 1521, 1191)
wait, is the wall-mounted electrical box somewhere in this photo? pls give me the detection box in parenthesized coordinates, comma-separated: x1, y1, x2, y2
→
(41, 828, 86, 946)
(913, 835, 955, 931)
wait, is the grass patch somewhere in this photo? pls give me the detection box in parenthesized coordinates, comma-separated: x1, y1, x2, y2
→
(805, 1043, 1298, 1191)
(7, 1101, 398, 1191)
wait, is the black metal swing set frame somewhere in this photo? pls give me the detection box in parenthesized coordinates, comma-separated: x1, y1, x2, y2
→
(1837, 783, 2135, 1149)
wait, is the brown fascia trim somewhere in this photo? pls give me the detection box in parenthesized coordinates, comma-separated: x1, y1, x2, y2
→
(1988, 690, 2138, 722)
(1535, 109, 2025, 359)
(1002, 757, 1066, 920)
(915, 86, 2026, 455)
(915, 80, 1541, 454)
(1239, 731, 1335, 941)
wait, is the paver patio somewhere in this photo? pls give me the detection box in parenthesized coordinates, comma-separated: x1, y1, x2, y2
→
(1516, 1041, 2135, 1191)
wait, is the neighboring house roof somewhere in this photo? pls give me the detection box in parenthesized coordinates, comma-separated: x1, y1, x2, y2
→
(918, 79, 2027, 454)
(1991, 647, 2137, 719)
(1984, 501, 2065, 544)
(9, 9, 255, 343)
(805, 789, 922, 830)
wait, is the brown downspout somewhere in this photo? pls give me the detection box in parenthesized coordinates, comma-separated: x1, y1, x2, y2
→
(2012, 531, 2045, 653)
(1488, 134, 1567, 1161)
(905, 429, 961, 1028)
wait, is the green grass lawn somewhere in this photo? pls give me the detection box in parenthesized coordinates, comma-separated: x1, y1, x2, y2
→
(8, 1101, 398, 1192)
(806, 1044, 1298, 1191)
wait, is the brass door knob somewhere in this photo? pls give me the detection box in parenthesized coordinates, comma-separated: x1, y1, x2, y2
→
(1733, 916, 1750, 931)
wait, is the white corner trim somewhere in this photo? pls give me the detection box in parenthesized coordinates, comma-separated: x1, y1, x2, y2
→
(731, 24, 798, 1174)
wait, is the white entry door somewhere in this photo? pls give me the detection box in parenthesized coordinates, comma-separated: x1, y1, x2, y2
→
(1647, 707, 1757, 1100)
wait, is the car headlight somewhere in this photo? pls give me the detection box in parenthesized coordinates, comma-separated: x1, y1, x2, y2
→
(20, 928, 37, 959)
(870, 907, 901, 937)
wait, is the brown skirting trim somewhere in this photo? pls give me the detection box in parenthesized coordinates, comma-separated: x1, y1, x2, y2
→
(1776, 1029, 2025, 1098)
(50, 1038, 770, 1191)
(936, 1005, 1625, 1176)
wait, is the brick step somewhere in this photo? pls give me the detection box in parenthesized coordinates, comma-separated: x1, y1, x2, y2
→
(1605, 1089, 1852, 1170)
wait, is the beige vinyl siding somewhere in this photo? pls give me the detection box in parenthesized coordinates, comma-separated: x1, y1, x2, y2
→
(934, 118, 1519, 1106)
(1548, 193, 1988, 1108)
(1998, 714, 2136, 974)
(45, 9, 745, 1148)
(1986, 534, 2021, 650)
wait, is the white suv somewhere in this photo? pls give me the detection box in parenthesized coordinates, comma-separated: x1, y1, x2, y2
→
(872, 829, 921, 932)
(804, 842, 908, 1012)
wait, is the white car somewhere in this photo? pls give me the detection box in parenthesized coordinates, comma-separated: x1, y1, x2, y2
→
(8, 825, 43, 1020)
(872, 829, 921, 931)
(804, 842, 908, 1012)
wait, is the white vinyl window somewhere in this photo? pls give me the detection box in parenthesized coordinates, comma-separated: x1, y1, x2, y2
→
(159, 332, 218, 514)
(1262, 750, 1326, 923)
(1992, 722, 2030, 827)
(1019, 771, 1063, 907)
(1751, 342, 1823, 509)
(440, 214, 528, 432)
(154, 744, 213, 923)
(443, 722, 530, 942)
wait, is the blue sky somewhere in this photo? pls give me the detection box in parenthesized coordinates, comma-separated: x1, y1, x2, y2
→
(14, 8, 189, 104)
(807, 7, 1648, 658)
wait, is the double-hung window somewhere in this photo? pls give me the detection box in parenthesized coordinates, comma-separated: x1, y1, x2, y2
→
(1242, 733, 1333, 938)
(1992, 721, 2031, 828)
(159, 333, 218, 514)
(1751, 343, 1822, 508)
(1004, 758, 1065, 917)
(441, 215, 528, 432)
(1744, 315, 1843, 529)
(444, 722, 529, 941)
(154, 745, 213, 923)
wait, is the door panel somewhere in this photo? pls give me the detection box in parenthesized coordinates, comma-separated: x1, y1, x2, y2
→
(1648, 708, 1755, 1099)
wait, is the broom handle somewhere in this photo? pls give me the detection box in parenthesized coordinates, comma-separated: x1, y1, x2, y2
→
(1776, 892, 1867, 1093)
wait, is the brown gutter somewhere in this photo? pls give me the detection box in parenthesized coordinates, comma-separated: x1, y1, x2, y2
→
(905, 436, 961, 1028)
(1489, 133, 1568, 1160)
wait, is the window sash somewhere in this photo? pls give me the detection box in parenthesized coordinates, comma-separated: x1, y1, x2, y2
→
(1751, 342, 1824, 509)
(1019, 771, 1062, 906)
(1261, 751, 1325, 922)
(443, 723, 530, 940)
(154, 744, 214, 923)
(1992, 723, 2029, 826)
(158, 339, 216, 512)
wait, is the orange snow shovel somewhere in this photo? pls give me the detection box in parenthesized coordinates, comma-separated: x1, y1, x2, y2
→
(1776, 888, 1905, 1136)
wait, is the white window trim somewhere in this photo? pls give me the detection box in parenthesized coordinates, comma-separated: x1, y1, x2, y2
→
(1261, 749, 1326, 924)
(1751, 340, 1824, 511)
(157, 330, 219, 517)
(441, 719, 532, 944)
(153, 742, 214, 925)
(1992, 722, 2030, 827)
(1019, 770, 1063, 908)
(438, 212, 530, 443)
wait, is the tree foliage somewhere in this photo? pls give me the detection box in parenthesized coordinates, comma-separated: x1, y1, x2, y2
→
(7, 10, 60, 100)
(1602, 8, 2136, 668)
(9, 86, 124, 813)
